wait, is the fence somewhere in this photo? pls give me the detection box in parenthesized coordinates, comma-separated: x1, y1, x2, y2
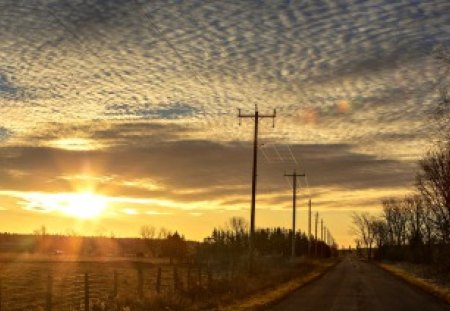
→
(0, 264, 218, 311)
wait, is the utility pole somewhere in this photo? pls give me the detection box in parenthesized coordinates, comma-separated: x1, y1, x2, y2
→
(314, 212, 318, 256)
(308, 199, 312, 256)
(284, 171, 305, 259)
(238, 105, 276, 272)
(321, 219, 324, 243)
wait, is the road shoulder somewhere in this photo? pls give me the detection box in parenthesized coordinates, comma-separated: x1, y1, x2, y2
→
(374, 261, 450, 305)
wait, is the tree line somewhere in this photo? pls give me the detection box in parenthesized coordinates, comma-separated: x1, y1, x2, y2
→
(197, 217, 335, 267)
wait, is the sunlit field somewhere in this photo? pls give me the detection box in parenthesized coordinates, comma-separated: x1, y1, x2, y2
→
(0, 254, 334, 311)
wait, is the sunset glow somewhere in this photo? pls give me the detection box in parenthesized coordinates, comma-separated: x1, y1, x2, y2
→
(48, 138, 102, 151)
(61, 192, 108, 219)
(21, 192, 108, 219)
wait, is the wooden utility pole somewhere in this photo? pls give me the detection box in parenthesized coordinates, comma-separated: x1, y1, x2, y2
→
(308, 199, 312, 256)
(238, 105, 276, 272)
(321, 219, 324, 241)
(284, 171, 305, 259)
(314, 212, 318, 256)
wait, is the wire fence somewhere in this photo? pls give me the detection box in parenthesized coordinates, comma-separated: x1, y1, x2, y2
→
(0, 264, 219, 311)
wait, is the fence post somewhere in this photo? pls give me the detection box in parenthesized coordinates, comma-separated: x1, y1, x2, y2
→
(0, 278, 2, 311)
(173, 266, 179, 291)
(84, 273, 90, 311)
(137, 268, 144, 299)
(198, 265, 202, 287)
(187, 265, 192, 290)
(113, 270, 118, 298)
(46, 275, 53, 311)
(207, 267, 212, 289)
(156, 267, 161, 294)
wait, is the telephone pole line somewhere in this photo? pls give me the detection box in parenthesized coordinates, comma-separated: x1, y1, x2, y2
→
(284, 170, 305, 259)
(321, 219, 324, 241)
(308, 199, 312, 256)
(238, 105, 276, 272)
(314, 212, 318, 256)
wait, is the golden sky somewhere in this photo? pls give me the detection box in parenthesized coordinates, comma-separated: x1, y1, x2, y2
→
(0, 0, 449, 247)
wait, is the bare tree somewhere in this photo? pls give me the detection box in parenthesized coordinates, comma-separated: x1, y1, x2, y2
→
(140, 225, 156, 240)
(382, 199, 408, 246)
(417, 142, 450, 244)
(140, 225, 156, 256)
(227, 216, 248, 235)
(158, 227, 170, 239)
(403, 195, 425, 245)
(33, 225, 48, 236)
(371, 219, 388, 249)
(351, 213, 375, 259)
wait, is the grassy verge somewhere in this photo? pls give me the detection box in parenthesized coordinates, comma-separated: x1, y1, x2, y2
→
(218, 258, 339, 311)
(376, 262, 450, 304)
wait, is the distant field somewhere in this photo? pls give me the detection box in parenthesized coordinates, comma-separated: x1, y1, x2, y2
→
(0, 253, 170, 264)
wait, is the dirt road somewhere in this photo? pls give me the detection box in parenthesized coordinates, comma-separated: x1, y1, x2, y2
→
(269, 256, 449, 311)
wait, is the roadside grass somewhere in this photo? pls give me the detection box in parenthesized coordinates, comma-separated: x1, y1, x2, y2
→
(376, 262, 450, 304)
(0, 257, 339, 310)
(218, 258, 339, 311)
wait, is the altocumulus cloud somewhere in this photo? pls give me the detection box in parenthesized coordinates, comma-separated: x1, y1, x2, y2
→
(0, 0, 448, 223)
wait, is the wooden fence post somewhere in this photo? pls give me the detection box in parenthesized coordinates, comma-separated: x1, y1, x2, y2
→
(187, 265, 192, 290)
(198, 265, 202, 287)
(113, 271, 118, 298)
(156, 267, 161, 294)
(84, 273, 90, 311)
(46, 275, 53, 311)
(137, 268, 144, 299)
(173, 266, 179, 291)
(0, 278, 2, 311)
(207, 267, 212, 289)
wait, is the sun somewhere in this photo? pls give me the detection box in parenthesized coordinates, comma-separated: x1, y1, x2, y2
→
(18, 191, 109, 219)
(61, 192, 107, 219)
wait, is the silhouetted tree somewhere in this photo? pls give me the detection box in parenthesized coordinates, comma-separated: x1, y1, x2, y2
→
(140, 225, 157, 256)
(417, 142, 450, 245)
(351, 213, 375, 260)
(161, 231, 188, 264)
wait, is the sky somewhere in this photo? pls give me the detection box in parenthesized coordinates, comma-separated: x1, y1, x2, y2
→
(0, 0, 449, 247)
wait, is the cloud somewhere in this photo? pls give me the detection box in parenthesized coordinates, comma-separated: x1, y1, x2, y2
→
(0, 73, 18, 96)
(0, 127, 12, 141)
(0, 133, 416, 214)
(105, 102, 200, 119)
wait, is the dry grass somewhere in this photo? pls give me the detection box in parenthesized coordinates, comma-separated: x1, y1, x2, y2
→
(0, 256, 339, 310)
(377, 262, 450, 304)
(218, 259, 338, 311)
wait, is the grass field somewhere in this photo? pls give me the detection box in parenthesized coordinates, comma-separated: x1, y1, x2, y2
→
(0, 256, 195, 311)
(0, 255, 336, 311)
